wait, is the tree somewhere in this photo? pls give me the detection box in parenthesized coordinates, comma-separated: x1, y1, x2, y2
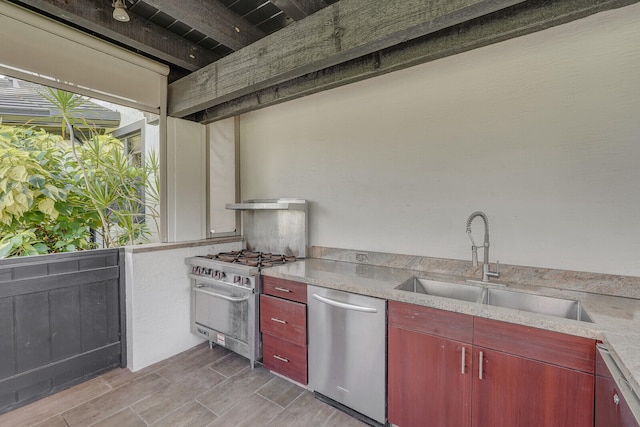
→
(0, 90, 160, 257)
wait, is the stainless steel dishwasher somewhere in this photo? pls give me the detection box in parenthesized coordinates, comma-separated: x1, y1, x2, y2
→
(307, 285, 387, 425)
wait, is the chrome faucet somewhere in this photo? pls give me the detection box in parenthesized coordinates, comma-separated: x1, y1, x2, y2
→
(466, 211, 499, 283)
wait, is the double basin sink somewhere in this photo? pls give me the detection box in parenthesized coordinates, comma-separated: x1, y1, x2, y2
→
(395, 277, 593, 323)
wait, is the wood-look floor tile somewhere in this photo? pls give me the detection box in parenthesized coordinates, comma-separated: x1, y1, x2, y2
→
(0, 376, 112, 427)
(155, 344, 230, 382)
(150, 401, 218, 427)
(323, 408, 369, 426)
(209, 352, 253, 377)
(133, 367, 225, 424)
(62, 373, 168, 426)
(265, 391, 337, 427)
(197, 367, 273, 415)
(101, 344, 209, 389)
(207, 394, 283, 427)
(91, 408, 146, 427)
(32, 415, 70, 427)
(257, 376, 305, 408)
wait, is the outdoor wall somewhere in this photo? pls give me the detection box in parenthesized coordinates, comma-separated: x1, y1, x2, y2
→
(125, 240, 241, 371)
(239, 4, 640, 278)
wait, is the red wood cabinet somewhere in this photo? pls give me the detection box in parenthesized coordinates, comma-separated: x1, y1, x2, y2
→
(472, 318, 595, 427)
(388, 302, 597, 427)
(263, 276, 307, 303)
(595, 348, 640, 427)
(260, 277, 307, 384)
(260, 295, 306, 347)
(388, 301, 474, 427)
(472, 347, 594, 427)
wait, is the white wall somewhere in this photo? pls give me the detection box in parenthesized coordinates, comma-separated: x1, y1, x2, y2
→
(239, 4, 640, 277)
(125, 241, 242, 371)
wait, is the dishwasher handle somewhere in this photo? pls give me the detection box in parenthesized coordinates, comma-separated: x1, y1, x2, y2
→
(311, 293, 378, 313)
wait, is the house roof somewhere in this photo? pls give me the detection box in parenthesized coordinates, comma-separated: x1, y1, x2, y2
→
(0, 77, 121, 134)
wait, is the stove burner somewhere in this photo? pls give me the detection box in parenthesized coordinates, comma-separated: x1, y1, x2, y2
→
(199, 250, 299, 269)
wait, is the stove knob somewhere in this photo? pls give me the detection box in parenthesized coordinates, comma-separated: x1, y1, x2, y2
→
(243, 277, 252, 287)
(219, 272, 226, 280)
(233, 275, 241, 284)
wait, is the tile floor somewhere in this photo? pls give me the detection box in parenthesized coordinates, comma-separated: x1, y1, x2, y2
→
(0, 343, 368, 427)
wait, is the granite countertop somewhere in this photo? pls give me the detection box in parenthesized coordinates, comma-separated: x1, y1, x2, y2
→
(263, 257, 640, 401)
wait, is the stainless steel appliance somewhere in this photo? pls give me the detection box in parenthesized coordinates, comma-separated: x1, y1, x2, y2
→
(188, 251, 298, 367)
(186, 199, 308, 368)
(307, 285, 387, 425)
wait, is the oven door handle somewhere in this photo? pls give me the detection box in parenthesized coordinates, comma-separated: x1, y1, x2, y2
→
(194, 285, 251, 302)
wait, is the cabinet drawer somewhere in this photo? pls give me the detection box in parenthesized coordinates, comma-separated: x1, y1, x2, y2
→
(474, 317, 595, 373)
(263, 276, 307, 303)
(389, 300, 474, 343)
(260, 295, 306, 347)
(263, 334, 307, 384)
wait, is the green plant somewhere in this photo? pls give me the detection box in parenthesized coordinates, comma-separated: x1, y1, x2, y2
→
(0, 125, 97, 257)
(0, 88, 160, 257)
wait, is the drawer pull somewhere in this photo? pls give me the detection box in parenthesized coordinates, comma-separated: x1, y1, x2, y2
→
(274, 287, 291, 293)
(461, 346, 466, 375)
(273, 354, 289, 363)
(479, 351, 484, 380)
(270, 317, 286, 324)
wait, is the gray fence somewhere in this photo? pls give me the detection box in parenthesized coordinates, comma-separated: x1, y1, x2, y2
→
(0, 248, 126, 414)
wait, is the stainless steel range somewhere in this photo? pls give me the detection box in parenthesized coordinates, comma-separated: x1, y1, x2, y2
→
(186, 199, 308, 368)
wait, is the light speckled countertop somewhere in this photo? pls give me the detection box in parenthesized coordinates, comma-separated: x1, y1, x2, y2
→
(263, 255, 640, 402)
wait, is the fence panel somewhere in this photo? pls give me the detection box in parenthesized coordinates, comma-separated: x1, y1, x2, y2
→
(0, 248, 125, 414)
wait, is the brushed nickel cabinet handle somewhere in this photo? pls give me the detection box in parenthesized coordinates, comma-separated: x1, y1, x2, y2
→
(270, 317, 286, 324)
(273, 355, 289, 363)
(274, 287, 291, 293)
(479, 351, 484, 380)
(461, 346, 466, 375)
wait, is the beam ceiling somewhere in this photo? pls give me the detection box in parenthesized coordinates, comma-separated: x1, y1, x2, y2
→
(197, 0, 640, 122)
(168, 0, 529, 117)
(271, 0, 328, 20)
(7, 0, 640, 122)
(11, 0, 219, 72)
(140, 0, 264, 51)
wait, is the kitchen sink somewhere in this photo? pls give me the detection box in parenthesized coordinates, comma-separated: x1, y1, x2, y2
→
(395, 277, 484, 303)
(482, 288, 593, 322)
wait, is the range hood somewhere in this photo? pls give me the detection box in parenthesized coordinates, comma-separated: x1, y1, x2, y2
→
(226, 198, 307, 212)
(226, 199, 308, 258)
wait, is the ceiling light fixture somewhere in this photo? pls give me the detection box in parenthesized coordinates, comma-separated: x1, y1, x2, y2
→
(112, 0, 130, 22)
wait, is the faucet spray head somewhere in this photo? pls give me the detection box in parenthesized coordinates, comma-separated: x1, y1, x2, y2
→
(466, 211, 489, 266)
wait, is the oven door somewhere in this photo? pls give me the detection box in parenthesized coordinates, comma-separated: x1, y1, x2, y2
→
(193, 280, 252, 344)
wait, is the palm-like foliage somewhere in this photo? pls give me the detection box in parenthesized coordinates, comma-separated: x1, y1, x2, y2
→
(0, 88, 160, 257)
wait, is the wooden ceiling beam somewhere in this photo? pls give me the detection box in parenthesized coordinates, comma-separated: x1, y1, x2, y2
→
(196, 0, 640, 122)
(168, 0, 528, 117)
(11, 0, 218, 72)
(140, 0, 264, 51)
(271, 0, 328, 20)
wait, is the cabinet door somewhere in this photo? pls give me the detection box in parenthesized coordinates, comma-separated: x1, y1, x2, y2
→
(388, 326, 472, 427)
(472, 347, 594, 427)
(595, 351, 640, 427)
(595, 370, 640, 427)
